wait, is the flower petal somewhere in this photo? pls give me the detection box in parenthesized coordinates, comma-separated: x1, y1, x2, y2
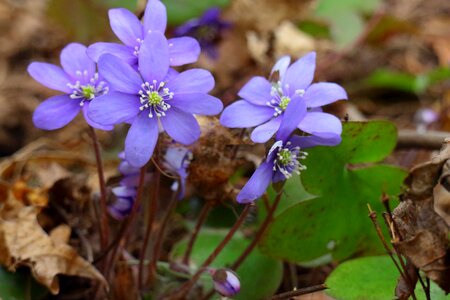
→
(98, 54, 142, 94)
(32, 95, 80, 130)
(125, 112, 159, 167)
(298, 112, 342, 135)
(168, 37, 200, 66)
(88, 92, 140, 125)
(282, 52, 316, 95)
(237, 162, 273, 203)
(108, 8, 143, 46)
(143, 0, 167, 33)
(220, 100, 274, 128)
(276, 96, 307, 141)
(168, 69, 214, 94)
(250, 117, 282, 143)
(87, 42, 136, 65)
(82, 103, 113, 130)
(160, 107, 200, 145)
(271, 56, 291, 80)
(138, 31, 169, 83)
(60, 43, 95, 81)
(290, 133, 342, 148)
(303, 82, 347, 108)
(238, 76, 272, 105)
(171, 93, 223, 115)
(27, 62, 72, 93)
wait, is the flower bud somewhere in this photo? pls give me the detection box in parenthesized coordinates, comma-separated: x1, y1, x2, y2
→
(210, 269, 240, 297)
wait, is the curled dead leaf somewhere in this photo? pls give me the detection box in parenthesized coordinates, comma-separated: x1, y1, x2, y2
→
(0, 201, 106, 294)
(393, 142, 450, 292)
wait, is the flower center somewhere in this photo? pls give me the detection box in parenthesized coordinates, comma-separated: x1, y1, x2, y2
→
(68, 72, 109, 106)
(139, 80, 174, 118)
(266, 81, 305, 117)
(270, 141, 308, 179)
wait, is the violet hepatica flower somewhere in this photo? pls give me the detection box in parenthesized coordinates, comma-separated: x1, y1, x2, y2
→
(236, 104, 339, 203)
(109, 185, 136, 220)
(88, 31, 223, 168)
(220, 53, 347, 144)
(174, 7, 231, 59)
(28, 43, 112, 130)
(209, 268, 241, 297)
(87, 0, 200, 67)
(163, 145, 193, 199)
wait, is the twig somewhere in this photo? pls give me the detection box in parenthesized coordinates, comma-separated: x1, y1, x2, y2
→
(268, 284, 327, 300)
(182, 201, 214, 265)
(88, 126, 109, 251)
(397, 129, 449, 150)
(167, 204, 252, 299)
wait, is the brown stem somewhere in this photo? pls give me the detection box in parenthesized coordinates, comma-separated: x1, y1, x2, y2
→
(397, 129, 449, 150)
(88, 126, 109, 251)
(168, 204, 252, 299)
(147, 187, 179, 286)
(268, 284, 327, 300)
(231, 192, 282, 270)
(182, 201, 213, 265)
(139, 167, 161, 289)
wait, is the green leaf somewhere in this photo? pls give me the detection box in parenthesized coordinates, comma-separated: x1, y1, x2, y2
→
(171, 230, 282, 300)
(162, 0, 230, 25)
(259, 121, 407, 264)
(0, 267, 47, 300)
(326, 256, 449, 300)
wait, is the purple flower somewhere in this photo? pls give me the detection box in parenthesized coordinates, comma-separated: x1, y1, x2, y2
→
(209, 269, 240, 297)
(163, 145, 193, 199)
(174, 7, 231, 59)
(88, 31, 223, 168)
(28, 43, 112, 130)
(220, 53, 347, 143)
(109, 185, 136, 220)
(87, 0, 200, 67)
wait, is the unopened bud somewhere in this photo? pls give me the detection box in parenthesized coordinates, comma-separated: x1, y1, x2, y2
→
(210, 269, 240, 297)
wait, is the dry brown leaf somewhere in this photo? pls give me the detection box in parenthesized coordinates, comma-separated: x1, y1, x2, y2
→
(393, 142, 450, 292)
(0, 202, 106, 294)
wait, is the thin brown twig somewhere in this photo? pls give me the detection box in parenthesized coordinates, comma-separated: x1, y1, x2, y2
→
(397, 129, 449, 150)
(167, 204, 252, 300)
(268, 284, 327, 300)
(88, 126, 109, 251)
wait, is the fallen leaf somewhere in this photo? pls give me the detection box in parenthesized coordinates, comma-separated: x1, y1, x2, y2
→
(0, 200, 106, 294)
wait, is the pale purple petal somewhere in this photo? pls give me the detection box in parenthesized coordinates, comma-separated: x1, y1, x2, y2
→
(171, 93, 223, 115)
(138, 31, 169, 83)
(88, 92, 140, 125)
(82, 103, 113, 130)
(160, 107, 200, 145)
(98, 54, 142, 94)
(87, 42, 136, 65)
(125, 112, 159, 167)
(290, 133, 342, 148)
(143, 0, 167, 33)
(276, 96, 307, 141)
(220, 100, 273, 128)
(250, 117, 282, 143)
(108, 8, 143, 46)
(60, 43, 95, 80)
(167, 69, 214, 94)
(27, 62, 72, 93)
(282, 52, 316, 95)
(33, 95, 80, 130)
(237, 162, 273, 203)
(271, 56, 291, 80)
(168, 37, 200, 66)
(303, 82, 347, 108)
(238, 76, 272, 105)
(298, 112, 342, 135)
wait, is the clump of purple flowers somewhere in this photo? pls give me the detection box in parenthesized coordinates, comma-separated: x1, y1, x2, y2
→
(174, 7, 231, 59)
(28, 43, 111, 131)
